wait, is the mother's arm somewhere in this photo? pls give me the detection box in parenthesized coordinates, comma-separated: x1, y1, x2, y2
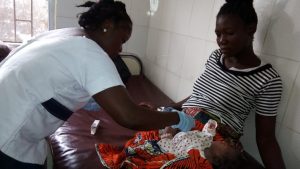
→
(255, 114, 286, 169)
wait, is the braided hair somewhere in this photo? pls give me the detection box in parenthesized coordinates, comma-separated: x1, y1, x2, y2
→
(77, 0, 132, 31)
(217, 0, 258, 26)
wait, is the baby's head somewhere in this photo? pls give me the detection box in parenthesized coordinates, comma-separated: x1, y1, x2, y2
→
(160, 126, 180, 139)
(204, 140, 243, 169)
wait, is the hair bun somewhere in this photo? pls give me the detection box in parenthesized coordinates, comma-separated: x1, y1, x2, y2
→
(101, 0, 114, 3)
(226, 0, 254, 5)
(114, 1, 127, 12)
(76, 1, 96, 8)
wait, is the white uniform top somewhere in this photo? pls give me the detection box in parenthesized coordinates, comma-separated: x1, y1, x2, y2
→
(0, 36, 124, 164)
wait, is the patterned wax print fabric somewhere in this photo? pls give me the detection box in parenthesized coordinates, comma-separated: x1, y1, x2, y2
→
(96, 119, 224, 169)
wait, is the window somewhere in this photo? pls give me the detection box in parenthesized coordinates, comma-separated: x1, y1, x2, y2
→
(0, 0, 49, 43)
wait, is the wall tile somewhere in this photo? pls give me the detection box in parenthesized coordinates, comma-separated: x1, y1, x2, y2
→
(146, 28, 171, 67)
(130, 0, 149, 26)
(176, 78, 194, 102)
(142, 58, 153, 79)
(263, 0, 300, 61)
(204, 40, 219, 56)
(172, 0, 194, 35)
(163, 72, 180, 101)
(159, 0, 177, 31)
(146, 28, 159, 62)
(126, 25, 148, 59)
(56, 0, 86, 18)
(131, 0, 149, 12)
(253, 0, 276, 53)
(148, 0, 163, 29)
(180, 37, 206, 81)
(155, 30, 171, 68)
(189, 0, 215, 39)
(56, 17, 79, 28)
(149, 64, 167, 91)
(167, 33, 188, 75)
(283, 67, 300, 133)
(131, 9, 150, 26)
(277, 126, 300, 169)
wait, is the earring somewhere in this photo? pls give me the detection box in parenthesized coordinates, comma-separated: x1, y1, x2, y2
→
(103, 28, 107, 33)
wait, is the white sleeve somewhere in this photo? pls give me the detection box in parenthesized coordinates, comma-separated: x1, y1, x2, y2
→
(81, 47, 124, 96)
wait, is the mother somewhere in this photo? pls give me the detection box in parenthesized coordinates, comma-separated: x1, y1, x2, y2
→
(172, 0, 286, 168)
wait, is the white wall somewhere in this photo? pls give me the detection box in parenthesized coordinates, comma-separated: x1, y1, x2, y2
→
(54, 0, 300, 168)
(54, 0, 150, 59)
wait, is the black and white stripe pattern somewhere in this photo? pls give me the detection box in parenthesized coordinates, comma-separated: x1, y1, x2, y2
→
(183, 49, 282, 134)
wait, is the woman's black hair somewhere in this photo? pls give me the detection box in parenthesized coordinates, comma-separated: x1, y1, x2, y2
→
(77, 0, 132, 31)
(217, 0, 258, 26)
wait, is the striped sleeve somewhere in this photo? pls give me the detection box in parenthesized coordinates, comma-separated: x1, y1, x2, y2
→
(255, 77, 283, 116)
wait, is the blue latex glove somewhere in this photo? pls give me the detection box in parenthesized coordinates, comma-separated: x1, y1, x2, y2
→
(172, 111, 195, 132)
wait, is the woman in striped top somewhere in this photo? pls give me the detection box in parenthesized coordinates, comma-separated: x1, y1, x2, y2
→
(172, 0, 286, 168)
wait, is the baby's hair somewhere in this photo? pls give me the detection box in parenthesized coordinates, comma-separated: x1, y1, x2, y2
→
(77, 0, 132, 31)
(212, 139, 245, 169)
(212, 154, 244, 169)
(217, 0, 258, 26)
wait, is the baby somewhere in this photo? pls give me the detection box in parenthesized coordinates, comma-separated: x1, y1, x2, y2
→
(158, 119, 243, 169)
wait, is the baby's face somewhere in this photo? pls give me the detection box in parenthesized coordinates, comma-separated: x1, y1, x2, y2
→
(160, 126, 179, 139)
(204, 141, 238, 164)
